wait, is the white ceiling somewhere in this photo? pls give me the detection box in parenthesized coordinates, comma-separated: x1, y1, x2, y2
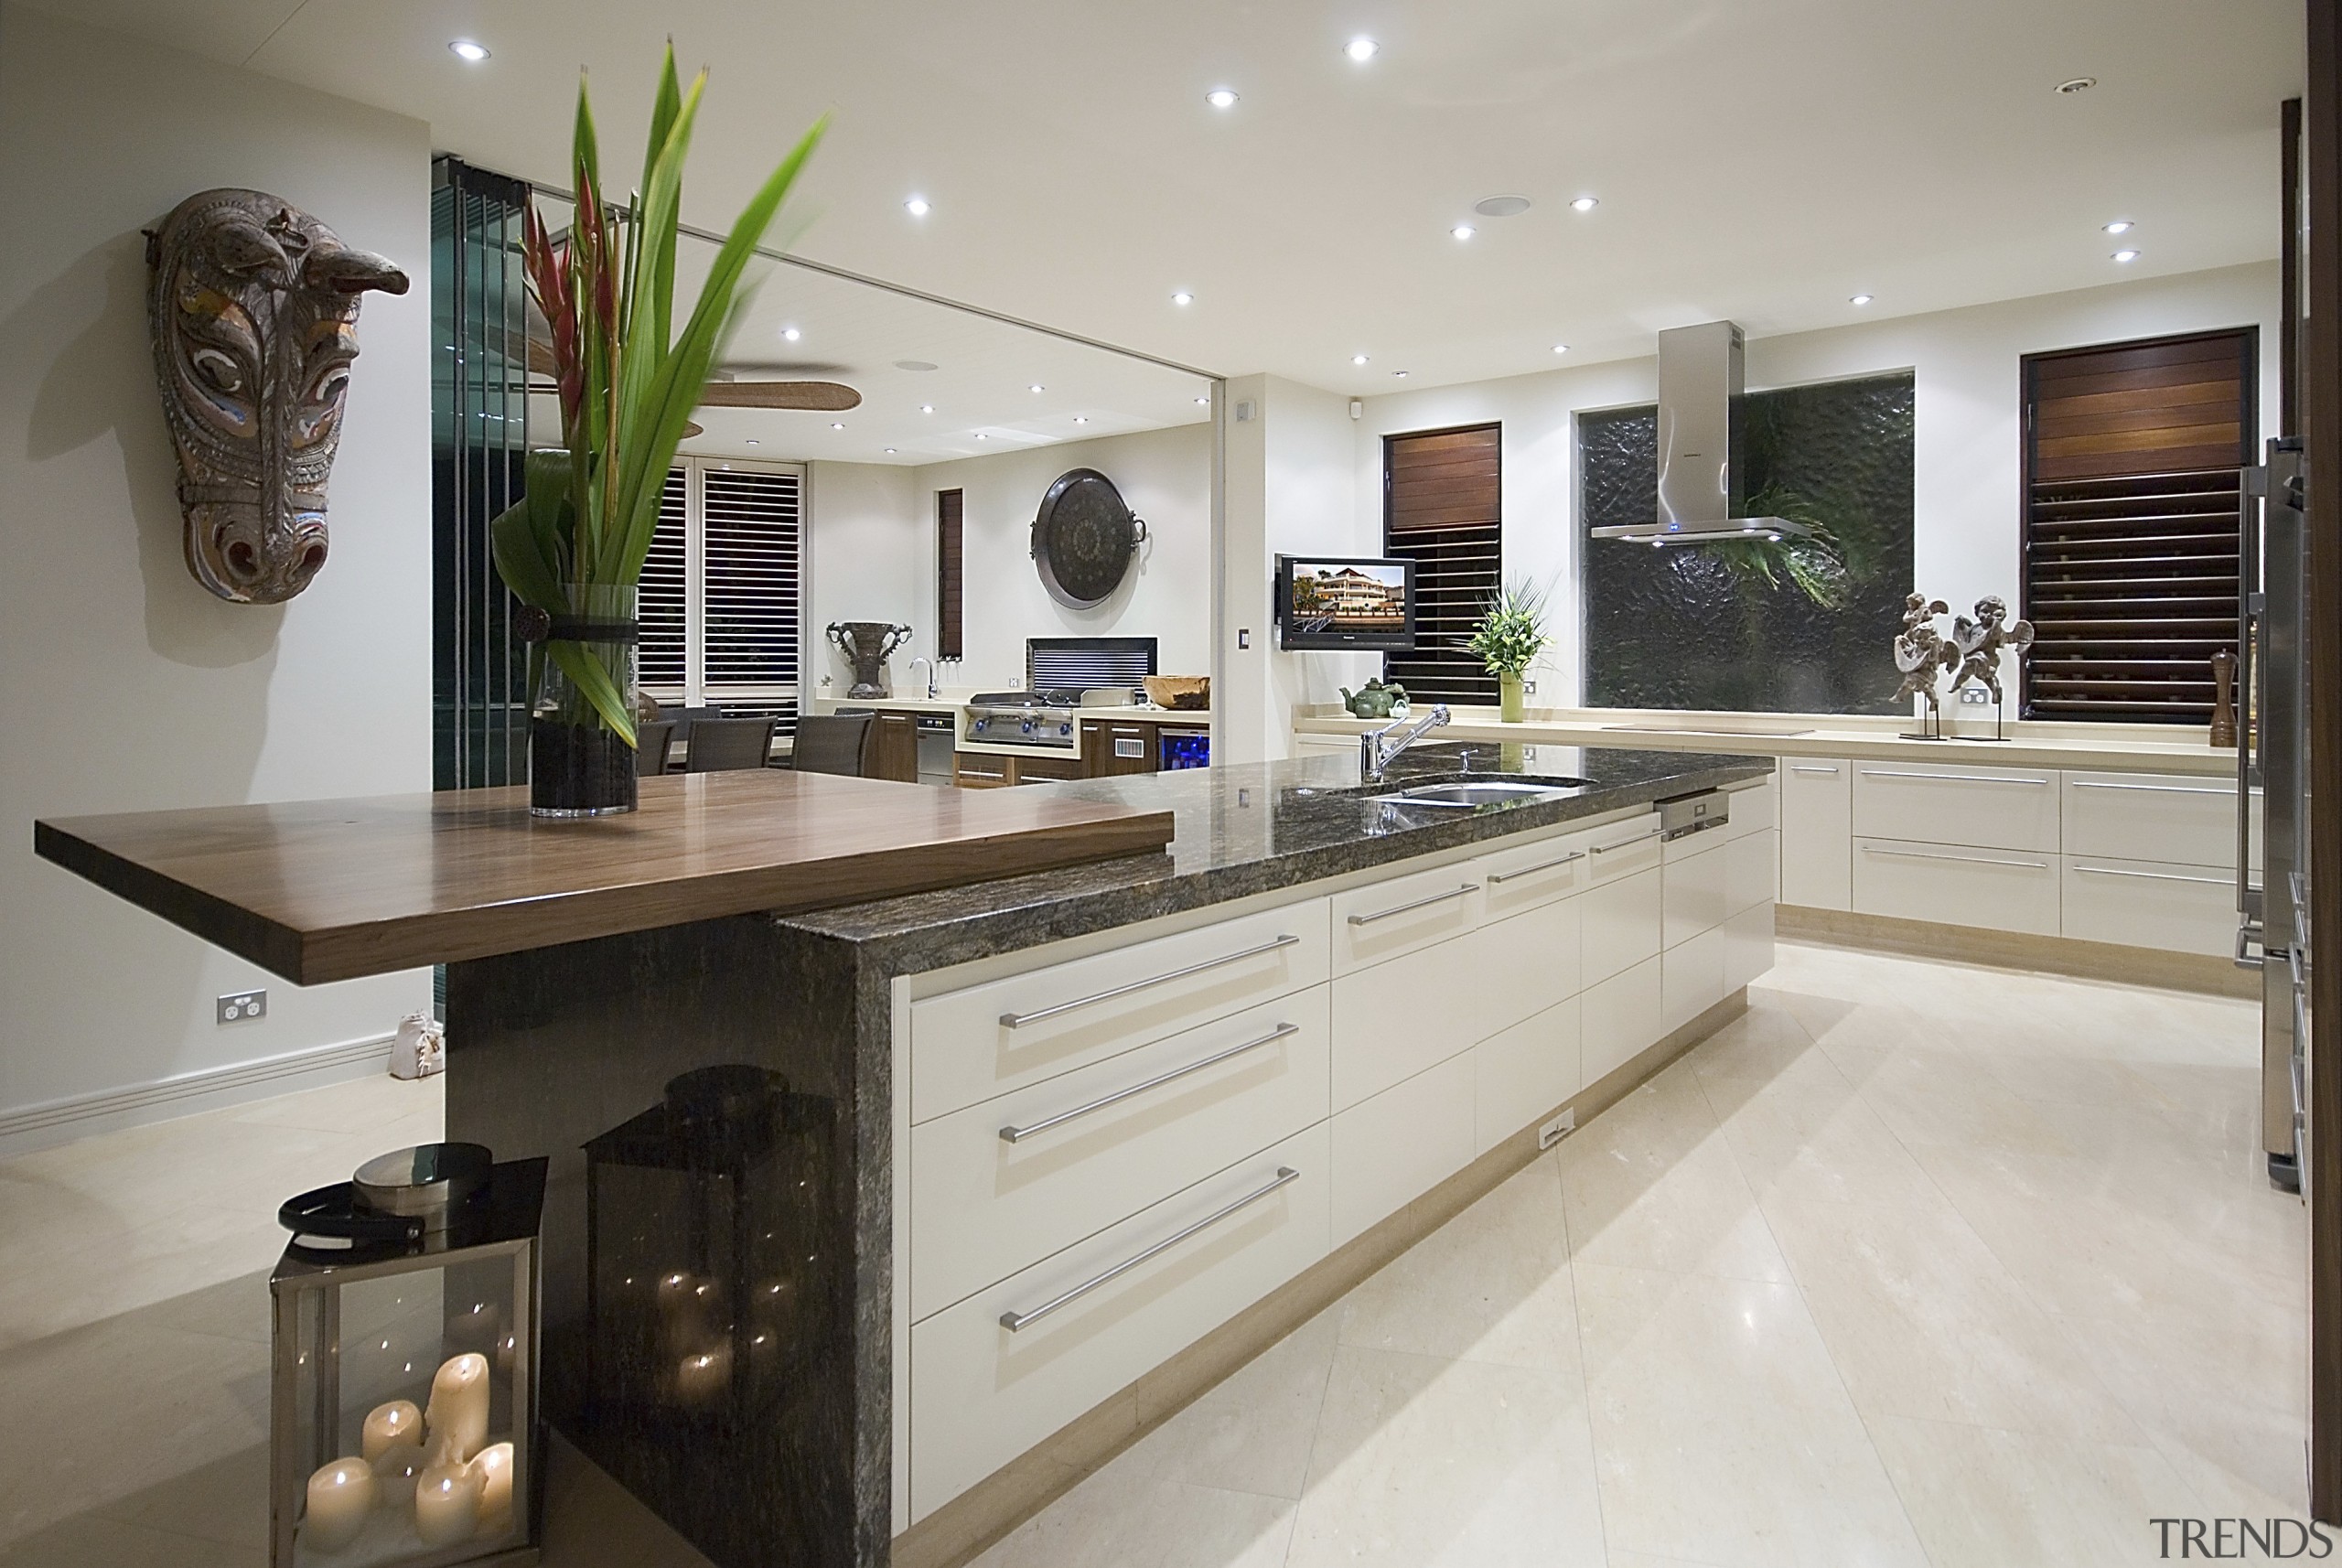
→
(44, 0, 2303, 408)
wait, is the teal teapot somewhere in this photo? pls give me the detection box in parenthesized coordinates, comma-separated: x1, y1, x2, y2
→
(1339, 680, 1410, 720)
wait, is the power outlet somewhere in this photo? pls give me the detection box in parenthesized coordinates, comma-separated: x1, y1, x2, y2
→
(1958, 685, 1991, 705)
(1538, 1108, 1575, 1149)
(217, 989, 267, 1026)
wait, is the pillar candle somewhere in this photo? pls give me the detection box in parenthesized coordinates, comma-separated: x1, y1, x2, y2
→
(675, 1344, 731, 1408)
(424, 1352, 490, 1464)
(414, 1461, 483, 1549)
(302, 1457, 375, 1552)
(360, 1399, 421, 1462)
(371, 1441, 428, 1509)
(471, 1440, 516, 1532)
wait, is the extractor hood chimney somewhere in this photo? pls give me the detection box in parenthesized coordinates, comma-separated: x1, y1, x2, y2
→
(1589, 320, 1811, 546)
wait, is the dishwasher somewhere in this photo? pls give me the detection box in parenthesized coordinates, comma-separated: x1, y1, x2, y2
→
(915, 714, 956, 786)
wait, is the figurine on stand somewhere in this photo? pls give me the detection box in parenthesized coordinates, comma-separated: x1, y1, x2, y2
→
(1947, 596, 2035, 740)
(1891, 595, 1955, 739)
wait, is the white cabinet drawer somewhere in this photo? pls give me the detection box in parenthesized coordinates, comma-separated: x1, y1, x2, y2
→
(1724, 902, 1776, 992)
(1723, 780, 1777, 841)
(1583, 864, 1662, 986)
(1662, 835, 1730, 950)
(1477, 825, 1596, 919)
(1662, 924, 1728, 1033)
(2062, 772, 2251, 870)
(1468, 896, 1583, 1043)
(910, 901, 1330, 1122)
(1330, 1052, 1475, 1247)
(1779, 757, 1853, 910)
(1581, 954, 1663, 1088)
(1853, 762, 2059, 853)
(909, 1125, 1328, 1520)
(1725, 828, 1778, 917)
(1330, 862, 1485, 974)
(1474, 997, 1582, 1155)
(910, 990, 1331, 1321)
(2060, 855, 2239, 958)
(1583, 812, 1664, 884)
(1329, 933, 1479, 1112)
(1853, 837, 2059, 934)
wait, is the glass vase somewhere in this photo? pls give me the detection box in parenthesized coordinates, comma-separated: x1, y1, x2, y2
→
(530, 584, 640, 818)
(1499, 672, 1526, 723)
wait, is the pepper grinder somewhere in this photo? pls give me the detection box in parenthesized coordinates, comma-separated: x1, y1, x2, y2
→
(2209, 647, 2239, 748)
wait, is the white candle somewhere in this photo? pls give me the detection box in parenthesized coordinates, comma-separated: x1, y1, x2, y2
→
(471, 1440, 516, 1531)
(414, 1461, 483, 1548)
(675, 1344, 731, 1408)
(360, 1399, 421, 1462)
(424, 1352, 490, 1465)
(303, 1457, 375, 1552)
(371, 1441, 427, 1509)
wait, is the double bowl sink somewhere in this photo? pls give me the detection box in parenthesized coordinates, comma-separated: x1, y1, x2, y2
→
(1366, 778, 1588, 809)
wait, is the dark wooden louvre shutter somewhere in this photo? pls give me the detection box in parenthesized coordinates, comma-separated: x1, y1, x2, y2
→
(2021, 329, 2253, 723)
(1384, 424, 1501, 703)
(639, 467, 689, 702)
(703, 466, 802, 731)
(938, 489, 964, 661)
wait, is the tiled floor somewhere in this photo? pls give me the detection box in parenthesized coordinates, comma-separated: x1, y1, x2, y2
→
(0, 941, 2302, 1567)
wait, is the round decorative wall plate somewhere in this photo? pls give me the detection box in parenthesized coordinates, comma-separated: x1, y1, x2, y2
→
(1031, 468, 1147, 609)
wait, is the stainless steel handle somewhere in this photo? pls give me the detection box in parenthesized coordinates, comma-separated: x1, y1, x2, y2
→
(1788, 764, 1842, 775)
(1347, 885, 1477, 926)
(1590, 826, 1662, 854)
(1487, 851, 1586, 885)
(2070, 780, 2235, 798)
(998, 935, 1302, 1028)
(1861, 844, 2049, 871)
(2072, 864, 2231, 886)
(998, 1166, 1301, 1332)
(1859, 769, 2047, 787)
(998, 1024, 1301, 1143)
(2235, 925, 2267, 971)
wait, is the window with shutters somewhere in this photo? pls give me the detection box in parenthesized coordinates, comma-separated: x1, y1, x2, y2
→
(2020, 329, 2254, 723)
(639, 458, 804, 731)
(937, 489, 964, 661)
(1383, 424, 1501, 703)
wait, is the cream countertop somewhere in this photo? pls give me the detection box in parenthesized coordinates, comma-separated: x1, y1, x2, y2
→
(1291, 703, 2238, 777)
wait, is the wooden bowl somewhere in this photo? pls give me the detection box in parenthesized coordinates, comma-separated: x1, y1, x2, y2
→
(1142, 675, 1211, 711)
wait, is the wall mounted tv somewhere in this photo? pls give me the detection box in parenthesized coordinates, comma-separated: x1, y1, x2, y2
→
(1274, 556, 1416, 651)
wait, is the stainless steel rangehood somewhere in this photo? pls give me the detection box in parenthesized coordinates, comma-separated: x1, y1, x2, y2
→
(1590, 320, 1812, 546)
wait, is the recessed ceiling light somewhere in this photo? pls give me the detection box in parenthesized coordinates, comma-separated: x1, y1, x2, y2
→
(1849, 294, 1873, 306)
(919, 404, 934, 413)
(831, 422, 844, 430)
(884, 447, 897, 454)
(1450, 224, 1476, 241)
(1029, 383, 1045, 393)
(1195, 395, 1210, 405)
(1552, 344, 1570, 355)
(1392, 370, 1409, 378)
(2103, 220, 2133, 234)
(974, 433, 987, 440)
(1206, 87, 1239, 109)
(1351, 354, 1370, 365)
(1571, 196, 1598, 212)
(745, 439, 759, 446)
(449, 38, 489, 61)
(2112, 248, 2140, 263)
(1172, 290, 1194, 306)
(1074, 415, 1089, 424)
(1474, 195, 1531, 219)
(2055, 76, 2097, 94)
(1346, 36, 1379, 61)
(904, 195, 930, 217)
(781, 327, 800, 342)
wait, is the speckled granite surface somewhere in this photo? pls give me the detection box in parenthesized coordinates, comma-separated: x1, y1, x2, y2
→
(777, 743, 1770, 972)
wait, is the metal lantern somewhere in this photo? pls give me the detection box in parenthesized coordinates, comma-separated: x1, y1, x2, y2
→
(271, 1145, 546, 1567)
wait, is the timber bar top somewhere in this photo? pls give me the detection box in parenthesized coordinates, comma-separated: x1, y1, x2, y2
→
(33, 770, 1175, 986)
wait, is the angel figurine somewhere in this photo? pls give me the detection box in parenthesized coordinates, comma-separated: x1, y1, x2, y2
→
(1948, 596, 2035, 707)
(1891, 595, 1955, 718)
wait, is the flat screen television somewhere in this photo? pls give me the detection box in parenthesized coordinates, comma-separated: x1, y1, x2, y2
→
(1274, 555, 1416, 651)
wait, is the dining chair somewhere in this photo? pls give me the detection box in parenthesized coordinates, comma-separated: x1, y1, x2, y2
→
(683, 716, 776, 773)
(633, 720, 675, 777)
(790, 714, 873, 777)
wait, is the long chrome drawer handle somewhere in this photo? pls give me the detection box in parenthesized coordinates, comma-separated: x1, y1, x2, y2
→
(998, 935, 1302, 1029)
(1861, 844, 2048, 871)
(1589, 826, 1661, 854)
(1788, 764, 1842, 775)
(1488, 851, 1586, 885)
(1348, 885, 1478, 926)
(998, 1024, 1302, 1144)
(1859, 769, 2047, 787)
(999, 1165, 1301, 1332)
(2069, 780, 2234, 798)
(2073, 864, 2230, 886)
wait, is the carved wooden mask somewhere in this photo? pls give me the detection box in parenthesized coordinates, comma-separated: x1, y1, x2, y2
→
(145, 189, 408, 604)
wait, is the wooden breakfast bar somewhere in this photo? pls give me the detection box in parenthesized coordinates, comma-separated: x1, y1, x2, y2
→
(35, 769, 1175, 1568)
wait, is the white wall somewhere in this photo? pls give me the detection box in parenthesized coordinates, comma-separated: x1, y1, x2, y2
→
(806, 459, 923, 691)
(1348, 261, 2280, 706)
(0, 5, 434, 1142)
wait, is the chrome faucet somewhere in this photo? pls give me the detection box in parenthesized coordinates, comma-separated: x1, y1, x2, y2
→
(1359, 703, 1451, 783)
(908, 656, 938, 700)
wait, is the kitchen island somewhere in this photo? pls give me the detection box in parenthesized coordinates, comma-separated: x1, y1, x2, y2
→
(36, 746, 1772, 1568)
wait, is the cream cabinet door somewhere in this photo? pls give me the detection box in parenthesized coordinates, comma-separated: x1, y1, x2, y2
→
(1469, 896, 1584, 1044)
(1853, 837, 2059, 934)
(2060, 855, 2239, 957)
(1853, 762, 2060, 853)
(2061, 772, 2252, 870)
(1329, 933, 1480, 1112)
(1581, 954, 1664, 1087)
(1583, 865, 1663, 986)
(1474, 997, 1582, 1155)
(1778, 758, 1853, 910)
(1329, 1051, 1475, 1247)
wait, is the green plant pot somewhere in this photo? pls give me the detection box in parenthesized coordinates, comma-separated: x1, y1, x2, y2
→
(1499, 672, 1526, 724)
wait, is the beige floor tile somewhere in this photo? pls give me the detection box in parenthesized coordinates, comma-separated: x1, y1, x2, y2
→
(1759, 1193, 2143, 1443)
(1336, 1157, 1579, 1372)
(1864, 1414, 2193, 1568)
(1574, 1262, 1928, 1568)
(1681, 1000, 1827, 1081)
(1698, 1057, 1951, 1215)
(229, 1073, 443, 1137)
(1838, 1046, 2084, 1158)
(1606, 1553, 1729, 1568)
(970, 1459, 1296, 1568)
(1286, 1344, 1604, 1568)
(1125, 1309, 1340, 1499)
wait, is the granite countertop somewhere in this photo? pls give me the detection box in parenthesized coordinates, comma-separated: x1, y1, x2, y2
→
(777, 742, 1768, 972)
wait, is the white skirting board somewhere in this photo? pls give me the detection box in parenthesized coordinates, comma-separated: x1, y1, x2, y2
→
(0, 1031, 398, 1157)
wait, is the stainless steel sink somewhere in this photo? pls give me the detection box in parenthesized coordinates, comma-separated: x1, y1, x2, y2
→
(1369, 779, 1584, 808)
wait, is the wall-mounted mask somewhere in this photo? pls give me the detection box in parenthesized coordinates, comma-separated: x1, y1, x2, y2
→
(145, 188, 408, 604)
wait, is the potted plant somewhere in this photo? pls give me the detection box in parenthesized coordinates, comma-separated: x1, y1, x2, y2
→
(491, 49, 824, 816)
(1462, 578, 1551, 723)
